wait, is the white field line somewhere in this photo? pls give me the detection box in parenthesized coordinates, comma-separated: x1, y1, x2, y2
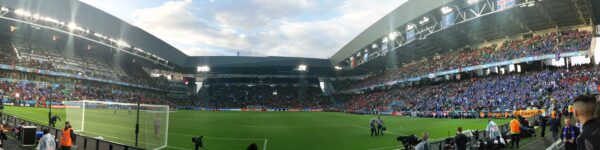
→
(263, 139, 268, 150)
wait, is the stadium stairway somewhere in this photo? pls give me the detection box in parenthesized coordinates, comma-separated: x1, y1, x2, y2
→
(518, 126, 555, 150)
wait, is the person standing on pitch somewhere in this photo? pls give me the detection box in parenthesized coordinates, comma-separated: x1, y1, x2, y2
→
(154, 114, 162, 139)
(50, 115, 61, 127)
(60, 121, 76, 150)
(376, 115, 385, 136)
(369, 118, 377, 136)
(560, 118, 580, 150)
(572, 95, 600, 150)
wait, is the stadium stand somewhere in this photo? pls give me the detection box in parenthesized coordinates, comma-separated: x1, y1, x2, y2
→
(334, 30, 592, 91)
(340, 65, 599, 114)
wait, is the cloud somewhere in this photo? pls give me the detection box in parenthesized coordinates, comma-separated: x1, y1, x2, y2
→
(129, 0, 406, 58)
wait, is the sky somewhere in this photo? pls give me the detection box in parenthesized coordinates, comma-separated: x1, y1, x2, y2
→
(78, 0, 408, 58)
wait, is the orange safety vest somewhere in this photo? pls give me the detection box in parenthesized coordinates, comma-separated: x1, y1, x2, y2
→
(480, 112, 485, 118)
(510, 119, 520, 134)
(551, 111, 556, 119)
(61, 127, 73, 147)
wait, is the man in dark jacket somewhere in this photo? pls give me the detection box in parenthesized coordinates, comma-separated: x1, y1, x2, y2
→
(561, 118, 580, 150)
(539, 115, 547, 137)
(454, 127, 468, 150)
(573, 95, 600, 150)
(550, 117, 561, 141)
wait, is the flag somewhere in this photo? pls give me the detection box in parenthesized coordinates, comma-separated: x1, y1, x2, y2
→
(496, 0, 515, 10)
(441, 12, 455, 29)
(406, 30, 416, 41)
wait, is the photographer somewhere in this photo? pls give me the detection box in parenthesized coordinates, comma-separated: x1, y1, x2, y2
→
(193, 136, 204, 150)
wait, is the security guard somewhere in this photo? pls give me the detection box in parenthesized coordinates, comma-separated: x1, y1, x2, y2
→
(510, 117, 521, 148)
(61, 121, 76, 150)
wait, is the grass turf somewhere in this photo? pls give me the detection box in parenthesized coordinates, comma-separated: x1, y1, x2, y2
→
(3, 106, 511, 150)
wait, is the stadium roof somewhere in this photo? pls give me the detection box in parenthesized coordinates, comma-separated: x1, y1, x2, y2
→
(329, 0, 453, 65)
(333, 0, 595, 75)
(2, 0, 597, 76)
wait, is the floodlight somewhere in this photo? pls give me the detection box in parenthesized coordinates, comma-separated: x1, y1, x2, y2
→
(197, 65, 210, 72)
(388, 31, 399, 40)
(466, 0, 481, 5)
(406, 24, 415, 31)
(419, 17, 429, 25)
(297, 65, 307, 71)
(31, 14, 40, 20)
(41, 17, 59, 24)
(441, 6, 453, 14)
(116, 40, 131, 48)
(67, 22, 77, 30)
(0, 7, 8, 12)
(371, 44, 377, 49)
(14, 9, 31, 17)
(334, 66, 342, 70)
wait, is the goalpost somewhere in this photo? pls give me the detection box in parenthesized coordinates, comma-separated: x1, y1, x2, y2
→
(64, 100, 169, 150)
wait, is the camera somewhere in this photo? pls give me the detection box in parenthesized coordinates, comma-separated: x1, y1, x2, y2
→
(192, 136, 203, 143)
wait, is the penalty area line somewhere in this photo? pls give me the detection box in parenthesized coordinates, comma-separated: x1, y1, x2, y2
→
(263, 139, 268, 150)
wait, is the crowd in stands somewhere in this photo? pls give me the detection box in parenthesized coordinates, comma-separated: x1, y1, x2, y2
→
(0, 68, 181, 107)
(336, 30, 592, 91)
(340, 65, 599, 113)
(200, 84, 329, 109)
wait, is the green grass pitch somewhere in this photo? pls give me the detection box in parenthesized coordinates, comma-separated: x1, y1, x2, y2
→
(3, 106, 510, 150)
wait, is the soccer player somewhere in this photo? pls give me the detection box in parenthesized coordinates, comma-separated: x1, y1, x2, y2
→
(154, 114, 162, 139)
(369, 118, 377, 136)
(376, 115, 384, 136)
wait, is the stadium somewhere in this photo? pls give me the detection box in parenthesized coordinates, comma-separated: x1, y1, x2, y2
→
(0, 0, 599, 150)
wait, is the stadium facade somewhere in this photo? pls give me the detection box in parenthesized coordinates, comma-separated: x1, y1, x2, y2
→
(2, 0, 597, 93)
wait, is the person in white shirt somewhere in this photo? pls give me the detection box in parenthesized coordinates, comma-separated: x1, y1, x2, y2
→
(415, 132, 429, 150)
(486, 120, 505, 145)
(37, 129, 56, 150)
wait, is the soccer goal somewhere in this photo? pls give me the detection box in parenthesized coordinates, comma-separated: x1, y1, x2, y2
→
(64, 100, 169, 150)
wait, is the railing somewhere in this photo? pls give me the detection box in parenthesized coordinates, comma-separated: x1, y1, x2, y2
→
(0, 112, 144, 150)
(426, 123, 511, 150)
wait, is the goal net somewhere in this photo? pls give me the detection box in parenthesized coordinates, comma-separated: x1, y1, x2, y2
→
(64, 100, 169, 150)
